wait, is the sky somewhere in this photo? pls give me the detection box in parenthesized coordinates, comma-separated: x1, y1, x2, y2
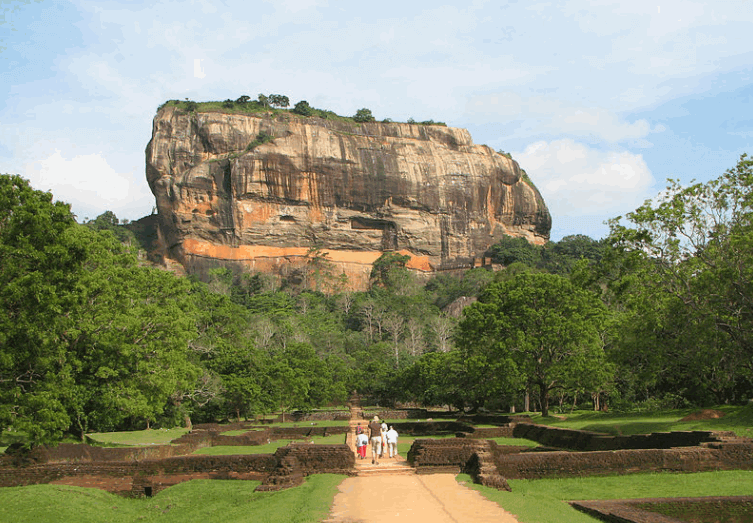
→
(2, 0, 751, 241)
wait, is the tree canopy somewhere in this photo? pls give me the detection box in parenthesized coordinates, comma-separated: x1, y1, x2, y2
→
(457, 271, 610, 416)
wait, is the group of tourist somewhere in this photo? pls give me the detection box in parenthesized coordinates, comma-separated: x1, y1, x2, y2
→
(355, 416, 398, 465)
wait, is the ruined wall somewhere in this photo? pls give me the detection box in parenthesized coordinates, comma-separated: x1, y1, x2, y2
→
(512, 422, 737, 451)
(493, 444, 753, 480)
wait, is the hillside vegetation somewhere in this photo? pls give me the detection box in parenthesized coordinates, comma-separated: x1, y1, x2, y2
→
(2, 154, 753, 447)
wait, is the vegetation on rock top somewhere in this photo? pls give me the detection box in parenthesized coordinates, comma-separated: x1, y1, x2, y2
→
(157, 93, 447, 126)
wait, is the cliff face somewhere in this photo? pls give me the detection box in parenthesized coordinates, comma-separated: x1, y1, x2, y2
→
(145, 106, 551, 289)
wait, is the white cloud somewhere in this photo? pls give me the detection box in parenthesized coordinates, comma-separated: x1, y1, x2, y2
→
(466, 93, 652, 143)
(515, 139, 656, 217)
(194, 58, 206, 79)
(24, 150, 153, 220)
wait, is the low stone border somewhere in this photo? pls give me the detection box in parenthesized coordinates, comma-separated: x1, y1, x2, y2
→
(512, 422, 746, 452)
(571, 496, 753, 523)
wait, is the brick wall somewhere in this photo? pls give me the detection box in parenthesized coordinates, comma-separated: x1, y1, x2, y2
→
(407, 438, 487, 473)
(464, 427, 515, 439)
(492, 443, 753, 479)
(512, 422, 734, 451)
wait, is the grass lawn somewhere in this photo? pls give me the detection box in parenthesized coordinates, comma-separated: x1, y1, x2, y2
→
(194, 433, 347, 455)
(219, 429, 263, 436)
(264, 420, 349, 428)
(458, 470, 753, 523)
(488, 437, 540, 448)
(0, 474, 346, 523)
(86, 427, 190, 446)
(529, 404, 753, 438)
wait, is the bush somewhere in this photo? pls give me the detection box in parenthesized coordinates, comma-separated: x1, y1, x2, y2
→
(293, 100, 315, 116)
(245, 131, 275, 152)
(353, 108, 375, 123)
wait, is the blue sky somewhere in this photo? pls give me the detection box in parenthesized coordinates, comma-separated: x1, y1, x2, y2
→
(2, 0, 751, 241)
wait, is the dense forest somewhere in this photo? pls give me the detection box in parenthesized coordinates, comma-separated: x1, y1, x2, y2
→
(1, 154, 752, 446)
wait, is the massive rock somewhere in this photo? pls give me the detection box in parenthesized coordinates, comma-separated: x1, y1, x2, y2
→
(145, 105, 551, 290)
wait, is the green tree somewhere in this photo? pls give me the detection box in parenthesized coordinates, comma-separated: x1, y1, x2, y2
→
(488, 235, 542, 267)
(456, 271, 609, 416)
(353, 108, 375, 123)
(370, 252, 411, 290)
(0, 175, 204, 442)
(83, 210, 136, 245)
(292, 100, 315, 116)
(268, 94, 290, 108)
(541, 234, 605, 275)
(402, 351, 476, 411)
(65, 234, 201, 433)
(0, 175, 81, 443)
(607, 154, 753, 404)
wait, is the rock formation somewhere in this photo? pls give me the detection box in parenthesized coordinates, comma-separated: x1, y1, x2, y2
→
(145, 105, 551, 290)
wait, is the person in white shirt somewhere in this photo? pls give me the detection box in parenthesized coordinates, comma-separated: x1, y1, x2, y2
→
(356, 431, 369, 459)
(386, 426, 399, 458)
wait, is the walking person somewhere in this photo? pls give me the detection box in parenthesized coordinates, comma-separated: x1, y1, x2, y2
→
(386, 425, 399, 458)
(356, 430, 369, 459)
(380, 420, 388, 457)
(368, 415, 382, 465)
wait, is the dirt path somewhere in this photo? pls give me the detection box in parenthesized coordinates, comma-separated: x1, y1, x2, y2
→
(325, 473, 519, 523)
(328, 399, 519, 522)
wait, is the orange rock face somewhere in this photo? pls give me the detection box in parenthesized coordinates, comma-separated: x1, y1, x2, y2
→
(145, 106, 551, 290)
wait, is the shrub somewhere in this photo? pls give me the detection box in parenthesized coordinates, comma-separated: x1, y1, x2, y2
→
(293, 100, 315, 116)
(353, 108, 375, 122)
(245, 131, 275, 152)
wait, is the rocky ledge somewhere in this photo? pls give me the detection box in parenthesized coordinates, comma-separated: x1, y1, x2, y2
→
(145, 106, 551, 289)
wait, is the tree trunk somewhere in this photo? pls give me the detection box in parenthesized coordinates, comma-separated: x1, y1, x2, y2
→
(539, 382, 549, 417)
(184, 415, 193, 430)
(524, 390, 530, 412)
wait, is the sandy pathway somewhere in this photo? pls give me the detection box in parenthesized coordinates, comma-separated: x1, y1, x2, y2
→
(334, 399, 517, 522)
(325, 473, 519, 523)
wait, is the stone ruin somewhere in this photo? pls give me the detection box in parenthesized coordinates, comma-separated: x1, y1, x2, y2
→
(1, 410, 752, 522)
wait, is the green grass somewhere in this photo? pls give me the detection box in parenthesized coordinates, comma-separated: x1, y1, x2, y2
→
(488, 437, 540, 448)
(530, 404, 753, 438)
(0, 474, 345, 523)
(86, 427, 190, 446)
(267, 420, 349, 428)
(194, 434, 347, 455)
(457, 470, 753, 523)
(194, 443, 290, 455)
(219, 429, 259, 437)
